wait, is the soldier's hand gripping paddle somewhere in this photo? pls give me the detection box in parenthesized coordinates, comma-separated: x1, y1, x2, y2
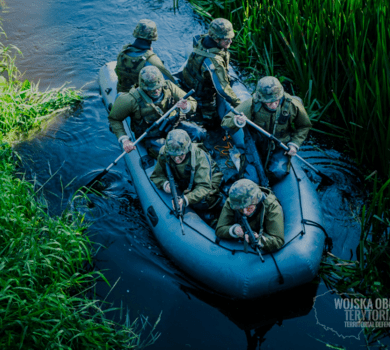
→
(84, 89, 195, 189)
(228, 106, 334, 186)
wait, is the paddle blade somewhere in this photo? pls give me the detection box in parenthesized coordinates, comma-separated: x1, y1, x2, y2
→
(84, 169, 108, 189)
(318, 172, 334, 186)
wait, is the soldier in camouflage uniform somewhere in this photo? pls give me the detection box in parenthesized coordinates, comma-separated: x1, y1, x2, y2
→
(109, 66, 203, 156)
(221, 76, 312, 181)
(215, 179, 284, 252)
(151, 129, 223, 212)
(115, 19, 175, 93)
(182, 18, 241, 123)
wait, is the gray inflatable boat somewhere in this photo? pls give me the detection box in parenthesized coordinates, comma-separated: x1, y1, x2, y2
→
(98, 61, 325, 299)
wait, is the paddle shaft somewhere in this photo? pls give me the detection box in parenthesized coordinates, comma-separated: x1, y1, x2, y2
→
(86, 89, 195, 186)
(229, 106, 331, 180)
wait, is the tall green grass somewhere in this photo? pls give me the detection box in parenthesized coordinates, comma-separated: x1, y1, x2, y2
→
(0, 32, 160, 348)
(188, 0, 390, 178)
(0, 144, 160, 349)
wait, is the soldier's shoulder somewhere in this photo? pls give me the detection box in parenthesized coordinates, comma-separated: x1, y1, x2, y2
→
(211, 54, 227, 66)
(114, 91, 137, 104)
(164, 80, 179, 93)
(158, 145, 167, 157)
(147, 52, 163, 64)
(261, 188, 280, 206)
(193, 144, 207, 157)
(285, 92, 306, 111)
(222, 197, 233, 211)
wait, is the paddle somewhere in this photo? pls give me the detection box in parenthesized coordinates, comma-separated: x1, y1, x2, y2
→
(228, 106, 334, 185)
(84, 89, 195, 189)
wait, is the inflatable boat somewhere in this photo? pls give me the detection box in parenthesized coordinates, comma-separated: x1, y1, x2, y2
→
(98, 61, 325, 299)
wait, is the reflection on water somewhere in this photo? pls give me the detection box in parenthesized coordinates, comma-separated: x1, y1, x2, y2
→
(2, 0, 379, 348)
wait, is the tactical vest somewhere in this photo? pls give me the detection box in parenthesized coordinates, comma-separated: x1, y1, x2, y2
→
(162, 143, 219, 193)
(128, 83, 175, 139)
(182, 35, 230, 98)
(251, 93, 297, 146)
(115, 44, 156, 92)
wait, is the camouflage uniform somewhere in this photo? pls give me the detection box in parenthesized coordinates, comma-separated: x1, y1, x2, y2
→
(108, 66, 197, 150)
(115, 19, 175, 93)
(182, 18, 241, 120)
(151, 131, 223, 209)
(221, 76, 312, 179)
(215, 179, 284, 252)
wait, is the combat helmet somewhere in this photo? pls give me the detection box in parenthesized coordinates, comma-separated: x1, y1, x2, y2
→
(255, 76, 284, 103)
(229, 179, 263, 210)
(133, 19, 158, 41)
(208, 18, 234, 41)
(165, 129, 192, 156)
(139, 66, 164, 91)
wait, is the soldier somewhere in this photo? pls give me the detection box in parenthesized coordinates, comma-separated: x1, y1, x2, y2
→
(108, 66, 204, 157)
(151, 129, 223, 212)
(182, 18, 241, 124)
(221, 76, 312, 181)
(115, 19, 175, 93)
(215, 179, 284, 252)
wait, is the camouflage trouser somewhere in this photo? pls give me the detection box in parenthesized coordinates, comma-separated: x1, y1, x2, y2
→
(260, 233, 284, 252)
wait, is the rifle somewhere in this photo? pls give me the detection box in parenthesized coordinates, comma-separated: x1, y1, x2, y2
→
(240, 214, 265, 262)
(166, 163, 185, 235)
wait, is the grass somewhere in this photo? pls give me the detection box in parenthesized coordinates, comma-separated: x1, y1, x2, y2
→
(0, 31, 160, 349)
(185, 0, 390, 344)
(0, 144, 160, 349)
(188, 0, 390, 179)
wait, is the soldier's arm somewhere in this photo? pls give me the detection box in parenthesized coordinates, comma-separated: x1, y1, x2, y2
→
(150, 151, 169, 190)
(288, 101, 312, 149)
(215, 200, 240, 239)
(221, 98, 253, 133)
(262, 198, 284, 251)
(211, 57, 241, 107)
(108, 94, 138, 142)
(184, 153, 214, 206)
(147, 55, 176, 83)
(168, 81, 197, 114)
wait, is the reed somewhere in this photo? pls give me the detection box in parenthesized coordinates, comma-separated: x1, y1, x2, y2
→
(0, 32, 160, 348)
(0, 144, 160, 349)
(187, 0, 390, 179)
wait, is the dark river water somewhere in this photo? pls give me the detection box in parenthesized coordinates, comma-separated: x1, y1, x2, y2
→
(2, 0, 384, 348)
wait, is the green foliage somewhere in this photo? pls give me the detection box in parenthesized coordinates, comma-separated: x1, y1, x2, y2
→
(0, 29, 159, 349)
(188, 0, 390, 178)
(0, 144, 160, 349)
(0, 31, 82, 143)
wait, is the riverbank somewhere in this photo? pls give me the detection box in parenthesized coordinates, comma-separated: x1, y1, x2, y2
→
(0, 37, 159, 349)
(186, 0, 390, 344)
